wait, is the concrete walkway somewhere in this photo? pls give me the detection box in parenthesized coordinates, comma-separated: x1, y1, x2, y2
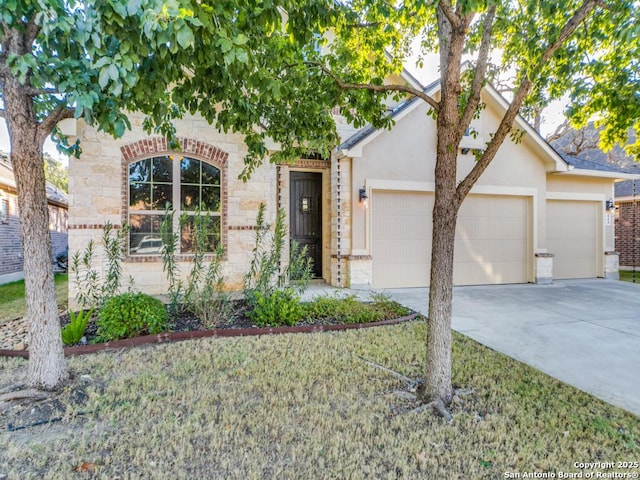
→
(383, 279, 640, 417)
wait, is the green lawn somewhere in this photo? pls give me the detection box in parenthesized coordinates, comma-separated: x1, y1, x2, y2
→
(1, 322, 638, 479)
(619, 270, 640, 283)
(0, 274, 68, 324)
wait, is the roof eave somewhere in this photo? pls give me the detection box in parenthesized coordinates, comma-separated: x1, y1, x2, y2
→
(554, 169, 640, 180)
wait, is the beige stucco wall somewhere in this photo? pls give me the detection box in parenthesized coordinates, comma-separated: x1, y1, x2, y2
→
(349, 98, 548, 255)
(68, 112, 282, 307)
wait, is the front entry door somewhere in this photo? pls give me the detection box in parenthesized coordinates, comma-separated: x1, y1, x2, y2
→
(290, 172, 322, 277)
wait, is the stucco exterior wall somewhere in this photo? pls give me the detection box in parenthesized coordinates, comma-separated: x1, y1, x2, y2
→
(349, 98, 548, 255)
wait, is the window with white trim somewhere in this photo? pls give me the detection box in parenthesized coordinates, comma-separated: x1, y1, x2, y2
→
(128, 155, 221, 255)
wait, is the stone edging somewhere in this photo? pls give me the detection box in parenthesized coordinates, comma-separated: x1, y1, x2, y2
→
(0, 313, 419, 359)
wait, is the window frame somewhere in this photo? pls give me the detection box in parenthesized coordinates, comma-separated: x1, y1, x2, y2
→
(122, 140, 228, 261)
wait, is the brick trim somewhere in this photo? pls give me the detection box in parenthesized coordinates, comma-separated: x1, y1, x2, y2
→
(331, 255, 372, 260)
(228, 225, 259, 231)
(120, 137, 229, 260)
(120, 137, 229, 166)
(278, 159, 330, 170)
(68, 224, 121, 230)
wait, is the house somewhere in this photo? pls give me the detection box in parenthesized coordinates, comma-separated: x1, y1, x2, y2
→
(66, 77, 635, 304)
(0, 152, 69, 285)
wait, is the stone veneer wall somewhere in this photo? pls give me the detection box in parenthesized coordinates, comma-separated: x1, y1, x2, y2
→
(68, 114, 279, 308)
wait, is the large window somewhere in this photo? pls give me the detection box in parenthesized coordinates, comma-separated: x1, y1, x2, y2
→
(128, 155, 221, 255)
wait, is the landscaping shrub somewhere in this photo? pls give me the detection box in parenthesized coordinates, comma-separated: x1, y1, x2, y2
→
(369, 292, 412, 318)
(302, 293, 411, 324)
(247, 288, 304, 327)
(61, 308, 94, 346)
(70, 222, 131, 309)
(183, 240, 234, 329)
(96, 292, 168, 342)
(287, 241, 314, 294)
(243, 203, 287, 298)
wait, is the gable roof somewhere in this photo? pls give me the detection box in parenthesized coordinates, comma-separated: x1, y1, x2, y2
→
(338, 77, 440, 153)
(338, 78, 570, 172)
(337, 78, 635, 181)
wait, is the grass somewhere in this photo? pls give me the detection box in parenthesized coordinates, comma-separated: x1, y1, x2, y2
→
(1, 322, 638, 479)
(0, 274, 68, 324)
(619, 270, 640, 283)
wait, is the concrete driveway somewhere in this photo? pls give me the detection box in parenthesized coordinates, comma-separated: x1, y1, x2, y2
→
(384, 279, 640, 417)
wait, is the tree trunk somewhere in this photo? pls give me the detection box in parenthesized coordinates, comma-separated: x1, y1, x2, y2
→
(3, 76, 68, 390)
(419, 5, 465, 407)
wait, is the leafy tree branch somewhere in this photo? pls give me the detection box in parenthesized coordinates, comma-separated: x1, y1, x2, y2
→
(304, 61, 441, 113)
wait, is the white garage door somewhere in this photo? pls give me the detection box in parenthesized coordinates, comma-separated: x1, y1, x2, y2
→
(371, 191, 433, 288)
(372, 191, 530, 288)
(454, 194, 530, 285)
(547, 200, 600, 279)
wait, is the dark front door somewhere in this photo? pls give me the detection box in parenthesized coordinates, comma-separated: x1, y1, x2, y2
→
(290, 172, 322, 277)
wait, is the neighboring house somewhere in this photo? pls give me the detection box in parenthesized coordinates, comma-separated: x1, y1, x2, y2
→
(0, 152, 69, 285)
(66, 77, 635, 304)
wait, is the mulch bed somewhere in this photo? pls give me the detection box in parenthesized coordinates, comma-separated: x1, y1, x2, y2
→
(0, 302, 419, 359)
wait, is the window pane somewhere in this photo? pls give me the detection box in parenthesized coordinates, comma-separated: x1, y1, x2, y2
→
(129, 214, 164, 255)
(180, 157, 200, 184)
(201, 186, 220, 211)
(180, 215, 220, 253)
(130, 183, 151, 210)
(181, 184, 200, 211)
(129, 159, 151, 183)
(152, 156, 172, 182)
(152, 184, 172, 210)
(201, 162, 220, 185)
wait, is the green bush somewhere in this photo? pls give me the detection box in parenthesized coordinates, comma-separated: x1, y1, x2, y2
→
(247, 288, 303, 327)
(61, 308, 94, 346)
(303, 294, 375, 324)
(96, 292, 168, 342)
(302, 293, 411, 324)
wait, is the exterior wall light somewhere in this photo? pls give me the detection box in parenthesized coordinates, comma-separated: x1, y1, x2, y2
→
(606, 199, 615, 211)
(359, 187, 368, 208)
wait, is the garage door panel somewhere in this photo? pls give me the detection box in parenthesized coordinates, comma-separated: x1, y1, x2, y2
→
(547, 200, 599, 279)
(372, 192, 529, 288)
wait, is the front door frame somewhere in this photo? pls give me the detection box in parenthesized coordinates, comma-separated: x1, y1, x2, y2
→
(280, 162, 330, 281)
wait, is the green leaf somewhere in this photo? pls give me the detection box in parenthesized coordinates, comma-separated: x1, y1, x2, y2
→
(219, 37, 233, 53)
(176, 26, 195, 49)
(127, 0, 142, 16)
(108, 63, 119, 81)
(233, 34, 249, 46)
(224, 50, 235, 65)
(113, 118, 126, 138)
(98, 66, 110, 88)
(235, 49, 249, 64)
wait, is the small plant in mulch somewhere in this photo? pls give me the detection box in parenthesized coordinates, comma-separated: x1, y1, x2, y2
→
(95, 292, 168, 342)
